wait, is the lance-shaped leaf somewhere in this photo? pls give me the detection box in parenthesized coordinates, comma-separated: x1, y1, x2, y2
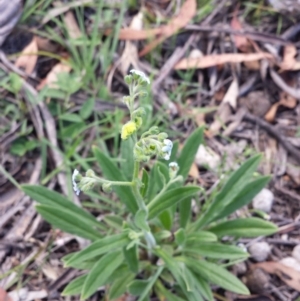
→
(193, 154, 262, 230)
(81, 251, 123, 300)
(22, 185, 105, 231)
(36, 205, 102, 241)
(180, 257, 249, 295)
(62, 274, 87, 296)
(183, 242, 249, 259)
(147, 186, 200, 219)
(208, 217, 278, 238)
(64, 232, 130, 267)
(93, 146, 138, 214)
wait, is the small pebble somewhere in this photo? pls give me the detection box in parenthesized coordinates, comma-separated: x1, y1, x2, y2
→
(248, 241, 271, 262)
(195, 145, 220, 170)
(244, 268, 270, 294)
(252, 188, 274, 213)
(234, 261, 247, 275)
(292, 244, 300, 263)
(280, 257, 300, 272)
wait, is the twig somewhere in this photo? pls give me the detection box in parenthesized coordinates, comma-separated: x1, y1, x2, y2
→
(152, 34, 196, 115)
(186, 24, 290, 46)
(243, 112, 300, 163)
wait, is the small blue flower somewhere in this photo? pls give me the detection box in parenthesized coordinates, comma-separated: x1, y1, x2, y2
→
(162, 139, 173, 160)
(72, 169, 81, 196)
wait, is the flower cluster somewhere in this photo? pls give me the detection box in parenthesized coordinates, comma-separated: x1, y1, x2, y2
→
(121, 70, 149, 140)
(72, 169, 97, 195)
(133, 127, 173, 162)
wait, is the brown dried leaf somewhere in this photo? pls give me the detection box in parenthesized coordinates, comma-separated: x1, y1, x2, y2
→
(189, 162, 199, 178)
(264, 103, 279, 122)
(64, 11, 82, 39)
(139, 0, 196, 56)
(175, 52, 274, 70)
(108, 0, 196, 56)
(37, 61, 72, 90)
(15, 36, 38, 75)
(119, 12, 142, 75)
(0, 287, 13, 301)
(254, 261, 300, 291)
(223, 78, 239, 109)
(208, 102, 232, 136)
(279, 44, 300, 71)
(264, 91, 297, 122)
(231, 9, 251, 52)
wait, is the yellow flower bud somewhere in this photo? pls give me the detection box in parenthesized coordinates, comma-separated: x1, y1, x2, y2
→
(121, 121, 137, 140)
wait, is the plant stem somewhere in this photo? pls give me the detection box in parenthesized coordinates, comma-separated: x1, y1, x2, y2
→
(92, 176, 133, 187)
(131, 161, 156, 249)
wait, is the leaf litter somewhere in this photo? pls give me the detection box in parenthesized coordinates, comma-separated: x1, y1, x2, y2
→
(0, 1, 300, 301)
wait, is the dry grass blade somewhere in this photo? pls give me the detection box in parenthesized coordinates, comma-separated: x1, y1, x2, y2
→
(42, 0, 92, 24)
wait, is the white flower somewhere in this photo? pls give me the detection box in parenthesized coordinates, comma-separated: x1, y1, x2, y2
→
(162, 139, 173, 161)
(130, 69, 150, 84)
(72, 169, 81, 196)
(169, 162, 179, 178)
(169, 162, 178, 169)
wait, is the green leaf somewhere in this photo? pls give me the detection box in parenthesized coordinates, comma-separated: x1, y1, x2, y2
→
(123, 244, 139, 273)
(104, 215, 123, 230)
(128, 280, 148, 296)
(36, 205, 102, 241)
(64, 233, 130, 267)
(208, 217, 278, 238)
(135, 209, 150, 232)
(176, 127, 203, 229)
(184, 242, 249, 259)
(179, 196, 191, 228)
(154, 248, 199, 301)
(22, 185, 104, 231)
(147, 186, 200, 219)
(155, 280, 186, 301)
(213, 176, 271, 221)
(93, 147, 138, 214)
(79, 97, 95, 120)
(62, 274, 87, 296)
(192, 274, 213, 301)
(147, 162, 169, 201)
(120, 136, 134, 180)
(158, 209, 173, 230)
(81, 251, 123, 300)
(193, 154, 262, 229)
(140, 169, 149, 198)
(181, 257, 249, 295)
(186, 231, 217, 243)
(177, 127, 204, 179)
(108, 272, 135, 300)
(175, 228, 186, 246)
(136, 267, 164, 301)
(59, 113, 83, 123)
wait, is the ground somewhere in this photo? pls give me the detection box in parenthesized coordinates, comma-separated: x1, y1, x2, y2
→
(0, 1, 300, 301)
